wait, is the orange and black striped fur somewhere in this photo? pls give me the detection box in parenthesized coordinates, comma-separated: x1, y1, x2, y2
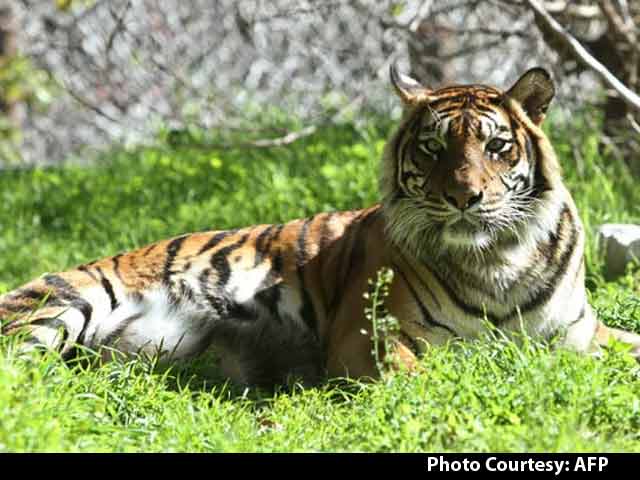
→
(2, 66, 639, 387)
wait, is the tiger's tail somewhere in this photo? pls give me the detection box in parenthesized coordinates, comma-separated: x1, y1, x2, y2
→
(0, 272, 109, 359)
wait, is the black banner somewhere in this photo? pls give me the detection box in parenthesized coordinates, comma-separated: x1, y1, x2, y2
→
(2, 452, 638, 475)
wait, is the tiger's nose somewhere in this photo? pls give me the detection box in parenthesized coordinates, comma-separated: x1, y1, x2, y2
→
(443, 189, 483, 210)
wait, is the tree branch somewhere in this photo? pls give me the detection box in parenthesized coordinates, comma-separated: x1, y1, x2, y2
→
(175, 94, 366, 151)
(597, 0, 640, 57)
(524, 0, 640, 112)
(214, 125, 319, 150)
(449, 27, 534, 39)
(542, 1, 601, 19)
(105, 0, 132, 59)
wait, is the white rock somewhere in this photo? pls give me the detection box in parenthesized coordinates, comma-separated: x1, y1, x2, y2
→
(597, 224, 640, 279)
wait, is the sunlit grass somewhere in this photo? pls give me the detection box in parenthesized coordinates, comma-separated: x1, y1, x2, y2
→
(0, 113, 639, 452)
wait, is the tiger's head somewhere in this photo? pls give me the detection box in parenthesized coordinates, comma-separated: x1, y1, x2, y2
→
(381, 65, 563, 259)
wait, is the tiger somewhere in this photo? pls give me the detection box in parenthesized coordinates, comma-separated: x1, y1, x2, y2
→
(1, 65, 639, 388)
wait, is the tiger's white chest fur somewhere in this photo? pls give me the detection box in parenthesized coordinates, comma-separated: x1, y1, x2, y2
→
(397, 190, 594, 349)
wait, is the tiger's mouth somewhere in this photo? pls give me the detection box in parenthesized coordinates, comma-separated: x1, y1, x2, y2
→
(382, 193, 538, 260)
(445, 214, 478, 231)
(433, 195, 539, 251)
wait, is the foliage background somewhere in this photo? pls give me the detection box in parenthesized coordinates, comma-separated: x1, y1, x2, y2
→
(4, 0, 635, 165)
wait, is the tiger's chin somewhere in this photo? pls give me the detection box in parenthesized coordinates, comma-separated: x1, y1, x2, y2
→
(440, 226, 494, 250)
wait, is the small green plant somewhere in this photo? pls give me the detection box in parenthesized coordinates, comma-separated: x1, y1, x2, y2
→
(363, 267, 400, 375)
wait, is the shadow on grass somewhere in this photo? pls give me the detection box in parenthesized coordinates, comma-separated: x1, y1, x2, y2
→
(62, 343, 371, 408)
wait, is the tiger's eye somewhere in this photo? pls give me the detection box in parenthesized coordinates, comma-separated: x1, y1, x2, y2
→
(423, 138, 443, 154)
(486, 138, 507, 153)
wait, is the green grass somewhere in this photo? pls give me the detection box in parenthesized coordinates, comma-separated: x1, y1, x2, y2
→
(1, 114, 640, 452)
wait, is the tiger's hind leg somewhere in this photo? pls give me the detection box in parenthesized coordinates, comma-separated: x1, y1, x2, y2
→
(561, 306, 640, 361)
(594, 321, 640, 360)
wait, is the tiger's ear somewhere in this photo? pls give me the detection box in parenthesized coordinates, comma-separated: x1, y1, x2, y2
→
(390, 62, 431, 105)
(506, 68, 555, 125)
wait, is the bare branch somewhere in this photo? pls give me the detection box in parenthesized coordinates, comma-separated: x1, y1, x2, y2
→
(597, 0, 640, 57)
(408, 0, 434, 32)
(449, 27, 534, 39)
(430, 0, 484, 17)
(202, 125, 319, 150)
(616, 0, 634, 29)
(105, 0, 131, 58)
(524, 0, 640, 112)
(542, 1, 601, 19)
(65, 87, 128, 128)
(182, 94, 365, 151)
(628, 113, 640, 135)
(249, 1, 348, 23)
